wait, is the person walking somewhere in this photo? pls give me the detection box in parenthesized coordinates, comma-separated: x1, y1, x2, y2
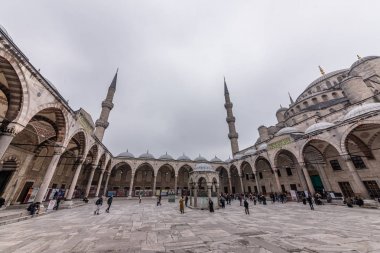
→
(106, 195, 113, 213)
(244, 198, 249, 215)
(53, 197, 61, 210)
(185, 195, 188, 207)
(307, 195, 314, 210)
(179, 197, 185, 214)
(208, 198, 214, 212)
(157, 195, 161, 206)
(139, 194, 142, 204)
(94, 196, 103, 215)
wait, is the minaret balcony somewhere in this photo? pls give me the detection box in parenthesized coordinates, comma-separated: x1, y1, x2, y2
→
(95, 119, 109, 129)
(228, 133, 239, 139)
(224, 103, 233, 109)
(101, 101, 114, 110)
(226, 116, 236, 123)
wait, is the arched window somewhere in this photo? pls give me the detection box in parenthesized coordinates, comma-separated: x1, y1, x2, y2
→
(312, 97, 318, 105)
(332, 92, 338, 99)
(303, 101, 309, 108)
(316, 86, 321, 92)
(326, 81, 332, 88)
(322, 94, 328, 102)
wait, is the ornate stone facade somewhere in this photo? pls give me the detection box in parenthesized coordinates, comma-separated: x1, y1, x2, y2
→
(0, 26, 380, 207)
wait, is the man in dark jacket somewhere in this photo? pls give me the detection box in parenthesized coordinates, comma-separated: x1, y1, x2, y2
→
(94, 196, 103, 215)
(244, 198, 249, 215)
(106, 196, 113, 213)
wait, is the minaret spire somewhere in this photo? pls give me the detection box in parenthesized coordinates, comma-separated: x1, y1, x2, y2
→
(94, 69, 118, 141)
(223, 77, 239, 155)
(288, 92, 294, 105)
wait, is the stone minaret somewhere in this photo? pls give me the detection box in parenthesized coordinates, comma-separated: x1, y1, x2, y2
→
(224, 78, 239, 155)
(94, 70, 118, 141)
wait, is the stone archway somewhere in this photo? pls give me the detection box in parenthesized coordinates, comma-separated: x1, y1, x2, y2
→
(108, 161, 132, 197)
(254, 157, 274, 195)
(133, 163, 155, 197)
(177, 164, 193, 195)
(216, 166, 229, 194)
(156, 164, 175, 195)
(230, 165, 242, 194)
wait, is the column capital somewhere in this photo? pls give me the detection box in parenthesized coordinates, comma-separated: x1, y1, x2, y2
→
(53, 145, 65, 156)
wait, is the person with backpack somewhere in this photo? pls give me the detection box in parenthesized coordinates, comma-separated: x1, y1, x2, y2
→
(94, 196, 103, 215)
(106, 195, 113, 213)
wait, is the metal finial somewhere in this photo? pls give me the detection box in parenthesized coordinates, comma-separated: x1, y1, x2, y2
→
(318, 65, 325, 75)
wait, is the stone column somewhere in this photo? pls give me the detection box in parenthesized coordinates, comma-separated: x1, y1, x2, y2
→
(273, 169, 282, 192)
(35, 146, 65, 203)
(302, 166, 315, 195)
(189, 186, 193, 206)
(66, 158, 85, 200)
(128, 173, 135, 198)
(228, 176, 232, 194)
(193, 184, 198, 208)
(174, 174, 178, 196)
(103, 171, 111, 196)
(95, 169, 105, 197)
(239, 176, 244, 193)
(152, 174, 157, 198)
(254, 172, 260, 194)
(207, 184, 212, 198)
(344, 158, 369, 198)
(316, 164, 332, 192)
(295, 165, 308, 191)
(85, 164, 97, 197)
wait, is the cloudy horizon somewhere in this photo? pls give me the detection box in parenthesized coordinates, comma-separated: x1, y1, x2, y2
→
(2, 0, 380, 160)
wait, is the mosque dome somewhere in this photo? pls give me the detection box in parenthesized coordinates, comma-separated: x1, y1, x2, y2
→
(343, 103, 380, 121)
(194, 163, 214, 172)
(233, 154, 243, 160)
(276, 127, 303, 136)
(350, 56, 380, 70)
(177, 154, 192, 161)
(158, 152, 173, 160)
(210, 156, 222, 162)
(139, 151, 155, 159)
(258, 143, 268, 151)
(244, 148, 257, 156)
(276, 107, 288, 113)
(225, 157, 233, 163)
(117, 150, 135, 158)
(194, 155, 208, 162)
(305, 122, 335, 134)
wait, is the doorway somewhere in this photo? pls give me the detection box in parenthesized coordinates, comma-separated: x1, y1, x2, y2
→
(0, 170, 13, 196)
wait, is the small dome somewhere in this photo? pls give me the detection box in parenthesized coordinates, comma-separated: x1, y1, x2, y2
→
(177, 153, 192, 161)
(305, 122, 335, 134)
(244, 148, 257, 156)
(233, 154, 243, 160)
(343, 103, 380, 121)
(225, 157, 233, 163)
(350, 56, 380, 70)
(117, 150, 135, 158)
(210, 156, 222, 162)
(194, 154, 208, 162)
(258, 143, 268, 151)
(276, 127, 303, 136)
(139, 151, 155, 159)
(194, 163, 214, 172)
(158, 152, 173, 160)
(276, 107, 288, 113)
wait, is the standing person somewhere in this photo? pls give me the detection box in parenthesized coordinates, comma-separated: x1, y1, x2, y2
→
(238, 195, 242, 206)
(94, 196, 103, 215)
(253, 196, 257, 205)
(53, 197, 61, 210)
(244, 198, 249, 215)
(106, 195, 113, 213)
(208, 198, 214, 212)
(185, 195, 189, 207)
(179, 197, 185, 214)
(307, 195, 314, 210)
(139, 194, 142, 204)
(157, 195, 161, 206)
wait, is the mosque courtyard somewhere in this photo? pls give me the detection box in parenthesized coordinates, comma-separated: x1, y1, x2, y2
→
(0, 199, 378, 253)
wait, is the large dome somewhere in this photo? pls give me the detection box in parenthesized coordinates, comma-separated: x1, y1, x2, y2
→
(343, 103, 380, 121)
(305, 122, 335, 134)
(139, 151, 155, 159)
(210, 156, 222, 162)
(177, 154, 192, 161)
(350, 56, 380, 70)
(194, 155, 208, 162)
(194, 163, 214, 172)
(244, 148, 257, 156)
(158, 152, 173, 160)
(117, 150, 135, 158)
(276, 127, 303, 136)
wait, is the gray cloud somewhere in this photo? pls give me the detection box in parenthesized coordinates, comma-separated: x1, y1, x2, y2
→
(2, 0, 380, 160)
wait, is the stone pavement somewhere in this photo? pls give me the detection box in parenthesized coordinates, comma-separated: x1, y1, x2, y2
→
(0, 198, 379, 253)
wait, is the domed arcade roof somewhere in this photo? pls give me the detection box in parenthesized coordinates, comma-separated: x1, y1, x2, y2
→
(343, 103, 380, 121)
(117, 150, 135, 158)
(275, 127, 303, 136)
(158, 152, 173, 160)
(194, 155, 208, 162)
(225, 157, 233, 163)
(244, 148, 257, 156)
(305, 122, 335, 134)
(177, 153, 192, 161)
(258, 143, 268, 151)
(350, 56, 380, 70)
(139, 151, 155, 159)
(210, 156, 222, 162)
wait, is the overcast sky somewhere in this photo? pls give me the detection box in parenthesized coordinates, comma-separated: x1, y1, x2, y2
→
(2, 1, 380, 160)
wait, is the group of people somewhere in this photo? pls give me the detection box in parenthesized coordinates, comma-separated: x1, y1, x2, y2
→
(94, 195, 113, 215)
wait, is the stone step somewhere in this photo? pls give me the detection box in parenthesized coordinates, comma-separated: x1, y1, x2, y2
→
(0, 211, 27, 222)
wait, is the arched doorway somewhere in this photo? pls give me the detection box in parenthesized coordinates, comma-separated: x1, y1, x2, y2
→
(133, 163, 154, 197)
(216, 166, 229, 194)
(344, 123, 380, 198)
(89, 154, 106, 197)
(230, 165, 242, 194)
(254, 157, 274, 195)
(240, 161, 255, 193)
(108, 162, 132, 197)
(177, 164, 192, 196)
(0, 158, 18, 201)
(156, 164, 175, 196)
